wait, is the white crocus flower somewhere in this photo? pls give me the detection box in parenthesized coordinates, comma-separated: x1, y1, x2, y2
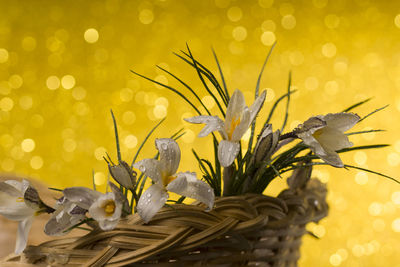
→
(0, 179, 37, 254)
(44, 197, 86, 236)
(133, 138, 215, 223)
(63, 182, 124, 231)
(185, 89, 266, 167)
(295, 112, 360, 168)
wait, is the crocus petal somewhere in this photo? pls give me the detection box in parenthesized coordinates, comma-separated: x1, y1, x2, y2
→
(254, 125, 280, 163)
(0, 181, 21, 197)
(89, 193, 122, 223)
(21, 179, 30, 195)
(231, 107, 251, 141)
(15, 216, 33, 254)
(137, 184, 168, 223)
(315, 127, 353, 151)
(248, 90, 266, 123)
(185, 115, 225, 138)
(23, 185, 42, 210)
(297, 131, 326, 155)
(224, 90, 246, 135)
(45, 213, 75, 236)
(156, 138, 181, 176)
(133, 158, 162, 184)
(323, 113, 360, 132)
(63, 187, 102, 210)
(109, 182, 129, 213)
(295, 116, 326, 135)
(108, 161, 136, 189)
(45, 201, 86, 236)
(167, 172, 214, 211)
(298, 131, 344, 168)
(218, 140, 240, 167)
(0, 190, 35, 221)
(316, 149, 344, 168)
(5, 180, 24, 192)
(99, 219, 120, 231)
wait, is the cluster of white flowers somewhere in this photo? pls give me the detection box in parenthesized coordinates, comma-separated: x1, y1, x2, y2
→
(0, 88, 362, 255)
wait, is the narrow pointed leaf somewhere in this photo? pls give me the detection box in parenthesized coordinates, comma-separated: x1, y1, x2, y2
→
(342, 98, 372, 112)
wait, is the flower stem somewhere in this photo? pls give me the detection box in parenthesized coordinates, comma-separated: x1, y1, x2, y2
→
(223, 165, 234, 196)
(279, 131, 297, 141)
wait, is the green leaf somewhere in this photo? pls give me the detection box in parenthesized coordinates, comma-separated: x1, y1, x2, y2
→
(156, 64, 212, 116)
(211, 47, 229, 102)
(346, 129, 385, 136)
(130, 69, 202, 115)
(248, 42, 276, 153)
(342, 98, 372, 112)
(110, 110, 121, 162)
(48, 187, 63, 192)
(280, 71, 292, 132)
(177, 49, 228, 106)
(192, 149, 218, 193)
(264, 89, 297, 126)
(184, 44, 226, 116)
(92, 169, 96, 191)
(344, 164, 400, 184)
(337, 144, 389, 153)
(359, 105, 389, 122)
(130, 118, 165, 167)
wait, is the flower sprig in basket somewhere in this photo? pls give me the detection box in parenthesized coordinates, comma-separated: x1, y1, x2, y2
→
(1, 45, 398, 267)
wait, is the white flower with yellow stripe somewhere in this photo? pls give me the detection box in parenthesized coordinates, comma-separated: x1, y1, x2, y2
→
(295, 112, 360, 168)
(133, 138, 214, 223)
(184, 89, 266, 167)
(0, 179, 39, 254)
(63, 182, 125, 231)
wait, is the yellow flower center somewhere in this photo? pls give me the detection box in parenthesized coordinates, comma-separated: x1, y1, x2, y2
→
(102, 200, 116, 217)
(163, 175, 177, 187)
(228, 116, 241, 140)
(16, 197, 24, 203)
(312, 129, 323, 139)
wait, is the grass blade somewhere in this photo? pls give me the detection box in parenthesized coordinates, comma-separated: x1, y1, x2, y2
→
(185, 44, 226, 116)
(344, 164, 400, 184)
(342, 98, 372, 112)
(211, 47, 229, 102)
(156, 65, 212, 116)
(248, 42, 276, 153)
(177, 50, 229, 106)
(92, 169, 96, 191)
(130, 118, 165, 167)
(337, 144, 389, 153)
(264, 90, 297, 126)
(192, 149, 218, 192)
(359, 105, 389, 122)
(130, 69, 202, 115)
(346, 129, 385, 136)
(110, 110, 121, 162)
(255, 42, 276, 99)
(280, 72, 292, 132)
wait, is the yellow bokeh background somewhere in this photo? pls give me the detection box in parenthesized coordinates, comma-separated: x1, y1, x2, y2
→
(1, 0, 400, 265)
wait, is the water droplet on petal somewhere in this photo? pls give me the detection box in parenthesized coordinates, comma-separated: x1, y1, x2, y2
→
(147, 199, 151, 203)
(140, 165, 146, 172)
(207, 189, 211, 193)
(147, 193, 151, 198)
(161, 143, 168, 150)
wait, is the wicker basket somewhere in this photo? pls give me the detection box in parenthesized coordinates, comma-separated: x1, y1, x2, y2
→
(2, 173, 328, 267)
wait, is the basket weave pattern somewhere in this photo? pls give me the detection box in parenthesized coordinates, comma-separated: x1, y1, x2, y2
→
(3, 178, 327, 267)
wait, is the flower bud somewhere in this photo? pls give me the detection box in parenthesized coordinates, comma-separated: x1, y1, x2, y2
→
(253, 124, 280, 164)
(108, 160, 137, 190)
